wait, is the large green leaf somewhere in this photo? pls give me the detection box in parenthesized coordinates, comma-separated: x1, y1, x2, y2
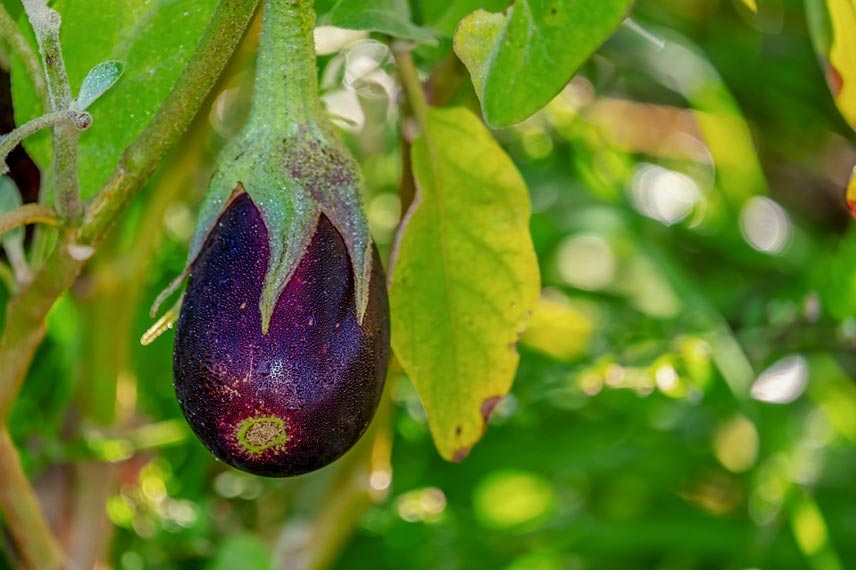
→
(11, 0, 219, 199)
(389, 107, 540, 461)
(454, 0, 633, 127)
(317, 0, 436, 44)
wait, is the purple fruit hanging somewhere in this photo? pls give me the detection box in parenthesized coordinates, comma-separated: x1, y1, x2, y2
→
(159, 0, 389, 477)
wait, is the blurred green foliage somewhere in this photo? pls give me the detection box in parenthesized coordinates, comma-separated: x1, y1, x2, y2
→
(3, 0, 856, 569)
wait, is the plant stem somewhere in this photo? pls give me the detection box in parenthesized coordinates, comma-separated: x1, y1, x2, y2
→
(0, 203, 59, 237)
(391, 45, 429, 235)
(0, 111, 86, 172)
(248, 0, 321, 132)
(0, 5, 49, 109)
(392, 44, 429, 131)
(0, 429, 64, 570)
(21, 0, 82, 222)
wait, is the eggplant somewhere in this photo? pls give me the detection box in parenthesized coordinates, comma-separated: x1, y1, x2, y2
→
(174, 192, 388, 477)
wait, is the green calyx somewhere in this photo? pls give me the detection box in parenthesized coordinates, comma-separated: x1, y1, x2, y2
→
(184, 0, 373, 333)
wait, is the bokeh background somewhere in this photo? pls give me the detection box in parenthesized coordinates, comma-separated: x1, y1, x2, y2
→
(3, 0, 856, 568)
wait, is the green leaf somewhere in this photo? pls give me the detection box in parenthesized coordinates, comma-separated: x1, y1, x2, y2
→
(318, 0, 436, 45)
(453, 0, 634, 127)
(75, 59, 124, 111)
(390, 107, 540, 461)
(11, 0, 219, 199)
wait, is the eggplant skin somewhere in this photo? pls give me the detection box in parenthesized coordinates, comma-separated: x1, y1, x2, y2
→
(173, 192, 389, 477)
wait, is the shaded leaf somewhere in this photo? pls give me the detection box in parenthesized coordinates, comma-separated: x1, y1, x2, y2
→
(318, 0, 436, 45)
(454, 0, 634, 127)
(390, 107, 540, 461)
(75, 59, 124, 111)
(11, 0, 219, 199)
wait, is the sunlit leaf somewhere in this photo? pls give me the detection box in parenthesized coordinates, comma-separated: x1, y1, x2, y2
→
(454, 0, 634, 127)
(390, 107, 540, 461)
(11, 0, 219, 199)
(318, 0, 436, 44)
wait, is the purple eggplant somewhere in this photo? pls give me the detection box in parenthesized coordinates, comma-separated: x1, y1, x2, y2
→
(174, 192, 389, 477)
(155, 0, 390, 476)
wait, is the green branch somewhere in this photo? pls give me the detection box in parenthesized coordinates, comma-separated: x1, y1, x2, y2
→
(0, 5, 48, 109)
(0, 203, 60, 237)
(21, 0, 82, 222)
(0, 110, 90, 173)
(392, 43, 429, 131)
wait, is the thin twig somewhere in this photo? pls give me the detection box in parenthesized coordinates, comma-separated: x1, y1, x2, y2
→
(0, 110, 88, 172)
(0, 203, 60, 236)
(0, 429, 65, 570)
(391, 43, 429, 131)
(0, 5, 49, 109)
(21, 0, 81, 222)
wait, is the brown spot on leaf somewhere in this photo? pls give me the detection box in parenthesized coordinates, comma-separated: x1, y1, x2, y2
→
(455, 425, 462, 436)
(847, 196, 856, 220)
(452, 447, 470, 462)
(481, 396, 502, 427)
(827, 64, 844, 98)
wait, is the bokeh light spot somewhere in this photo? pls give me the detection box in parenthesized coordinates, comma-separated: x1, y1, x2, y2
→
(740, 196, 791, 254)
(557, 234, 615, 291)
(474, 471, 555, 530)
(751, 355, 808, 404)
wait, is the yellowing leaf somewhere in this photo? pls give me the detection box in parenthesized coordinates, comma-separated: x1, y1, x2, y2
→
(454, 0, 634, 127)
(390, 107, 540, 461)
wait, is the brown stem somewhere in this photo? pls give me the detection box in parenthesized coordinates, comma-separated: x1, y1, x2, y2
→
(0, 429, 64, 570)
